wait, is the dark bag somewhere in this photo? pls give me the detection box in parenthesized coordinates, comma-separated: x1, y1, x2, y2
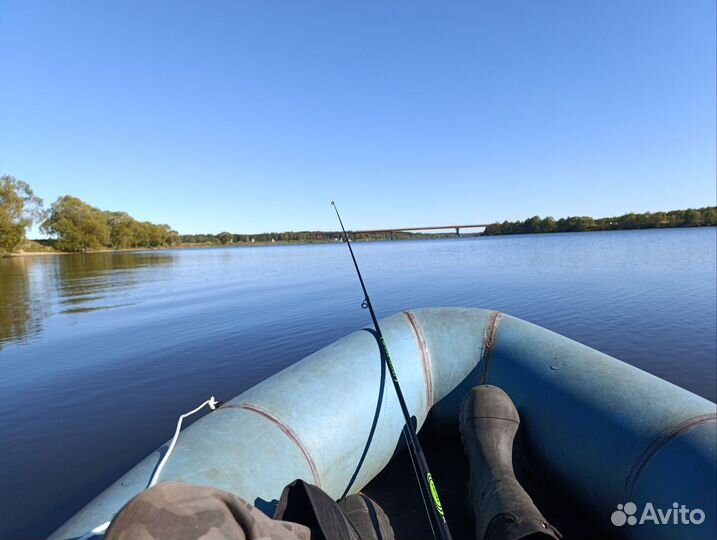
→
(274, 479, 394, 540)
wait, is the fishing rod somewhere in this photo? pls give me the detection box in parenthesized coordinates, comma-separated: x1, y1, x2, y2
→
(331, 202, 453, 540)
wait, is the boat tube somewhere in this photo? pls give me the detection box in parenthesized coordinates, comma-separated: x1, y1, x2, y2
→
(50, 308, 716, 540)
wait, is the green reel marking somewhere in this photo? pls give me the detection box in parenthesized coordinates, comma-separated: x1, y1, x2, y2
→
(427, 473, 444, 516)
(380, 337, 399, 382)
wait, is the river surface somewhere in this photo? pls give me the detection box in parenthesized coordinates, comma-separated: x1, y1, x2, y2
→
(1, 227, 715, 539)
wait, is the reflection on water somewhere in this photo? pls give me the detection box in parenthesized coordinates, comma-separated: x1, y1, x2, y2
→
(0, 258, 48, 347)
(53, 252, 174, 314)
(0, 252, 175, 346)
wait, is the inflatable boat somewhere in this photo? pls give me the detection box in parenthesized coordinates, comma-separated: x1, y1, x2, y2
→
(50, 308, 716, 540)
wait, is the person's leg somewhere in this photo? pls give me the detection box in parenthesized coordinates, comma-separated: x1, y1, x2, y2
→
(105, 481, 311, 540)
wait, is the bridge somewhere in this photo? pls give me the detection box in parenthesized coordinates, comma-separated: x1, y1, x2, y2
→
(350, 224, 490, 239)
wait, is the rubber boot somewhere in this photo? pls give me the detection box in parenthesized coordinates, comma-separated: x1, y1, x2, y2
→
(460, 385, 561, 540)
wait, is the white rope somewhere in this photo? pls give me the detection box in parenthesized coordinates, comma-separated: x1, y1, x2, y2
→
(148, 396, 219, 487)
(77, 521, 110, 540)
(78, 396, 219, 539)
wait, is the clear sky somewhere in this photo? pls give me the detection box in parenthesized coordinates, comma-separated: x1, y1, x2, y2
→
(1, 0, 715, 235)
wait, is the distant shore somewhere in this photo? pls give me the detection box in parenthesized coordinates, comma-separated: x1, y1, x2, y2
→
(4, 224, 715, 258)
(5, 204, 712, 257)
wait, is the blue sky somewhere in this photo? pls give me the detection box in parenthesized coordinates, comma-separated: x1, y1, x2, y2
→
(1, 0, 715, 235)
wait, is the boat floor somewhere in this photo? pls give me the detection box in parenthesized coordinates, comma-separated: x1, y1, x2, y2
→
(362, 433, 611, 540)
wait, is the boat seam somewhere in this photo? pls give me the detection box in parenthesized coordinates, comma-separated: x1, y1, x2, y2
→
(403, 311, 434, 410)
(220, 403, 322, 487)
(624, 413, 716, 500)
(479, 311, 503, 384)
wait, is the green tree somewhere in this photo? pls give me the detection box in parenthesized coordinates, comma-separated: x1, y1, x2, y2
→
(217, 231, 233, 245)
(130, 221, 150, 247)
(703, 207, 717, 226)
(165, 227, 180, 246)
(684, 208, 703, 227)
(105, 211, 136, 249)
(144, 223, 165, 247)
(0, 175, 45, 253)
(524, 216, 542, 233)
(41, 196, 110, 252)
(541, 217, 556, 233)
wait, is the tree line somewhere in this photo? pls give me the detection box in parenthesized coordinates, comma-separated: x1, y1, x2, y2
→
(0, 175, 179, 253)
(42, 196, 180, 251)
(179, 230, 435, 245)
(2, 175, 716, 254)
(483, 207, 717, 236)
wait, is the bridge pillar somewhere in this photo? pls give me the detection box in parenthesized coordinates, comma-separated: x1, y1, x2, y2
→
(389, 231, 394, 241)
(455, 227, 460, 237)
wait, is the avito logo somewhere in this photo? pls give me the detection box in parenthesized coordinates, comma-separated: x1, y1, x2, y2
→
(611, 502, 705, 527)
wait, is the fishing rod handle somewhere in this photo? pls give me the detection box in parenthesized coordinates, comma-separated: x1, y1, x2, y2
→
(377, 336, 453, 540)
(410, 435, 453, 540)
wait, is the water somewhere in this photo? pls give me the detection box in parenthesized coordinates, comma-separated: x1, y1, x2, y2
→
(1, 228, 715, 539)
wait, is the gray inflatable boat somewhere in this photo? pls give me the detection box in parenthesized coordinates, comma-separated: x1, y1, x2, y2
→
(51, 308, 716, 540)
